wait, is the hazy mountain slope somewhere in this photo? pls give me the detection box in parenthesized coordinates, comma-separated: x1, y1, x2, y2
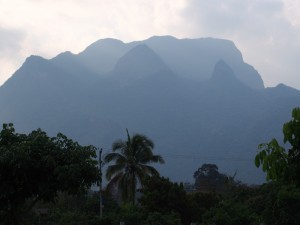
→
(110, 44, 169, 79)
(75, 36, 264, 89)
(50, 51, 99, 84)
(0, 36, 299, 184)
(78, 38, 130, 75)
(135, 36, 264, 89)
(0, 55, 93, 135)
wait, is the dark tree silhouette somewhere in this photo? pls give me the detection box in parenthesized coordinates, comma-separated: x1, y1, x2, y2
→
(104, 129, 164, 204)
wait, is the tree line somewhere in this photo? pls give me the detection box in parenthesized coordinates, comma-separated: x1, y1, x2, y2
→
(1, 108, 300, 225)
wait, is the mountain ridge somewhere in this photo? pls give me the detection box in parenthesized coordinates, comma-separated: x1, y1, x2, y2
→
(0, 36, 299, 184)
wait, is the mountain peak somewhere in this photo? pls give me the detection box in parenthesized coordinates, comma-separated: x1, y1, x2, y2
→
(211, 60, 236, 81)
(82, 38, 125, 52)
(265, 83, 300, 97)
(78, 38, 128, 75)
(208, 60, 252, 92)
(25, 55, 47, 64)
(52, 51, 74, 60)
(111, 44, 168, 80)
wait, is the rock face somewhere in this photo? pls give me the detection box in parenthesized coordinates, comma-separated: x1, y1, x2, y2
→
(0, 36, 298, 184)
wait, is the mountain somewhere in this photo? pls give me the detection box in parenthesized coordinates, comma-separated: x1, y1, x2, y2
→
(0, 36, 299, 184)
(134, 36, 264, 89)
(77, 38, 130, 76)
(110, 44, 171, 81)
(73, 36, 264, 88)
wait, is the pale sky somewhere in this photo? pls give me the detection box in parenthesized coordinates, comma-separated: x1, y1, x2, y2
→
(0, 0, 300, 89)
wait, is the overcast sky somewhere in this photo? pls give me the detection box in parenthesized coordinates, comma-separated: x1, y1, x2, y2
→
(0, 0, 299, 89)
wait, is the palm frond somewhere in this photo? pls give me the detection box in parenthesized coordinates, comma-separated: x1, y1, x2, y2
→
(119, 171, 134, 202)
(135, 166, 149, 184)
(106, 164, 126, 180)
(112, 140, 127, 152)
(104, 152, 125, 163)
(138, 152, 164, 164)
(105, 130, 164, 204)
(150, 154, 165, 164)
(139, 164, 160, 177)
(106, 172, 123, 193)
(135, 134, 154, 147)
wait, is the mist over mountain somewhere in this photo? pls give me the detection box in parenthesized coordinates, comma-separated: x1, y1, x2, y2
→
(110, 44, 171, 82)
(0, 36, 299, 184)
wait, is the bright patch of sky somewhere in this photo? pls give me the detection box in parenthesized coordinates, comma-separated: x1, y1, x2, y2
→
(0, 0, 299, 89)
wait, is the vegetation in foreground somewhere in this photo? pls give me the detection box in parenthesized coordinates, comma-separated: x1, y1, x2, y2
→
(1, 108, 300, 225)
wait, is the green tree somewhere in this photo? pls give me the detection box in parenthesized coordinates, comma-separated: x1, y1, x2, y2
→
(104, 129, 164, 205)
(201, 200, 257, 225)
(187, 192, 219, 224)
(142, 211, 182, 225)
(201, 183, 261, 225)
(254, 107, 300, 224)
(255, 107, 300, 185)
(139, 176, 189, 224)
(36, 191, 120, 225)
(193, 163, 228, 192)
(0, 123, 100, 225)
(245, 182, 300, 225)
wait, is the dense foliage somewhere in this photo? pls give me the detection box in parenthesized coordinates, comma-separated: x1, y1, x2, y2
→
(1, 106, 300, 225)
(194, 163, 229, 192)
(139, 176, 190, 224)
(255, 107, 300, 185)
(253, 107, 300, 225)
(0, 124, 100, 225)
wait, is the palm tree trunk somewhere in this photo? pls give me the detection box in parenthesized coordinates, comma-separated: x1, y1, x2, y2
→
(131, 172, 136, 205)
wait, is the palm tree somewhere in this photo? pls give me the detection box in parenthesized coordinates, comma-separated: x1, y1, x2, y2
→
(104, 129, 164, 204)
